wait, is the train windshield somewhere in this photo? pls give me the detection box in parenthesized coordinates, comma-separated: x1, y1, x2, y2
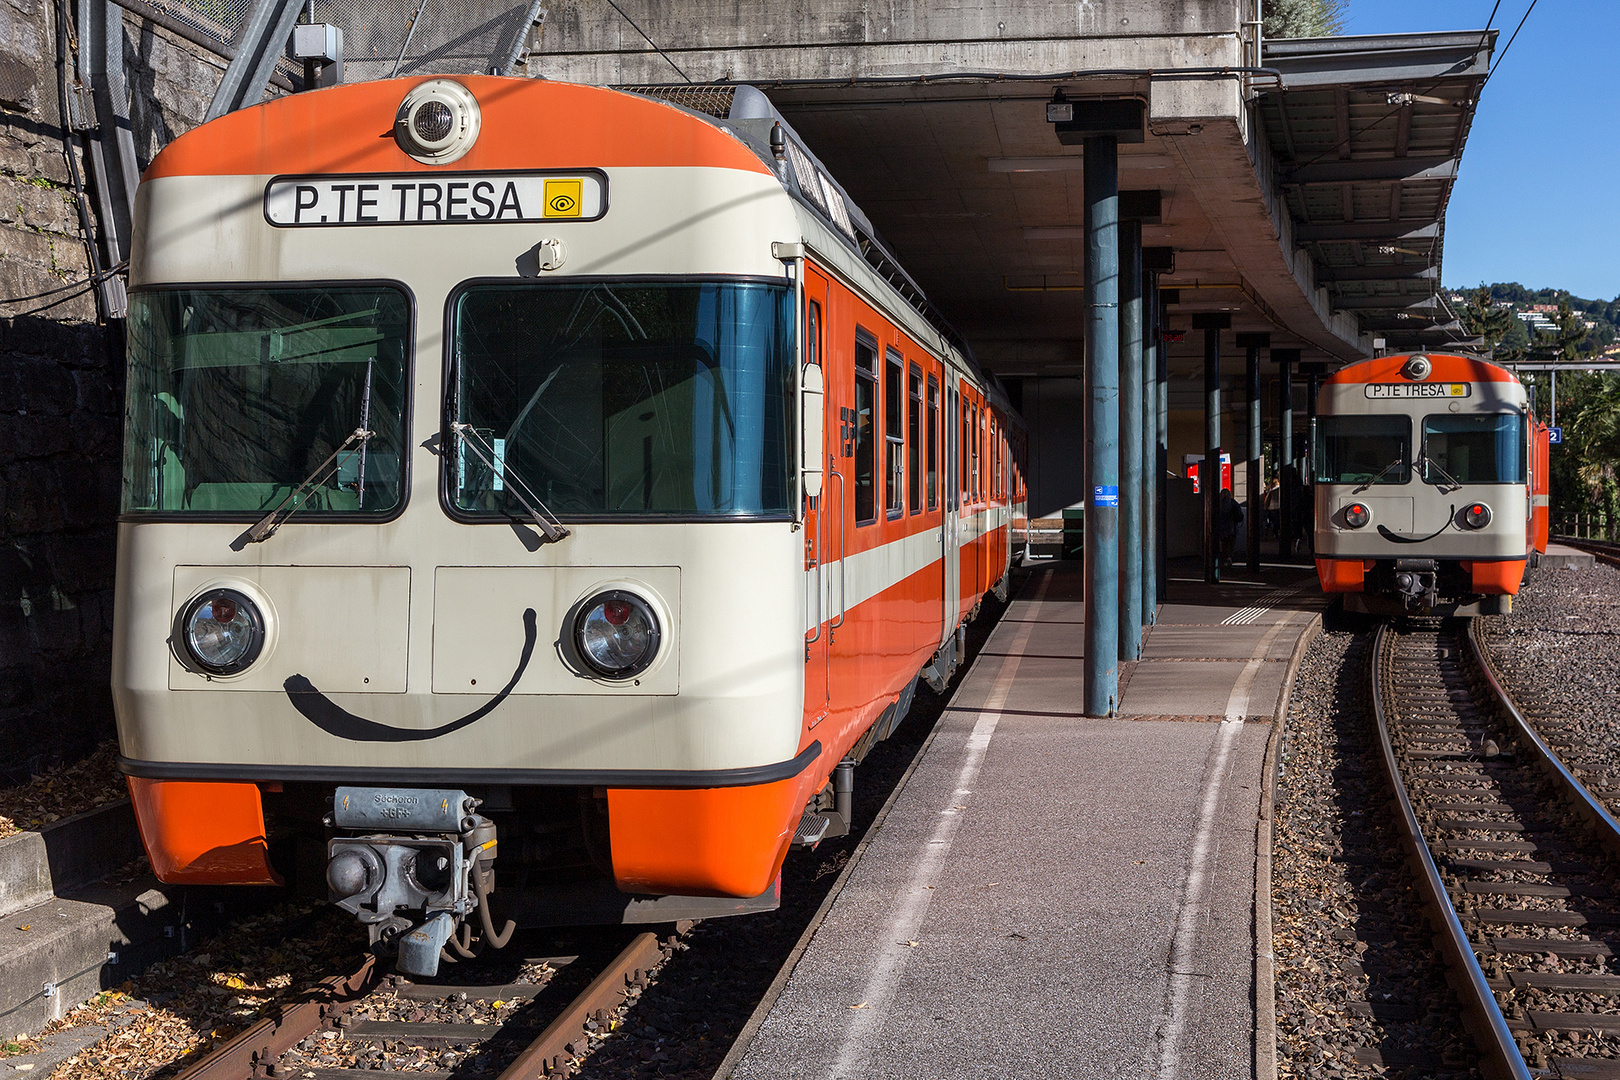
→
(449, 280, 794, 519)
(1314, 415, 1411, 485)
(122, 287, 411, 517)
(1421, 413, 1526, 484)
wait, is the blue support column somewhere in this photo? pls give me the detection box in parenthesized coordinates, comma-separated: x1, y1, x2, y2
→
(1117, 218, 1143, 661)
(1142, 249, 1172, 623)
(1156, 288, 1176, 600)
(1237, 332, 1269, 572)
(1141, 269, 1160, 622)
(1193, 314, 1231, 584)
(1274, 349, 1299, 562)
(1082, 134, 1120, 717)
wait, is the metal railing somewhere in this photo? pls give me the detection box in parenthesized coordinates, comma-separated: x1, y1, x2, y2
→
(1556, 513, 1617, 542)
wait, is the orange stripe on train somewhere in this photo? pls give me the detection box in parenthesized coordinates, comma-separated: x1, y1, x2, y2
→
(143, 76, 772, 182)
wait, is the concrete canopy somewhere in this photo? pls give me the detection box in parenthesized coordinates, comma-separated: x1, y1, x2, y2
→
(533, 1, 1493, 509)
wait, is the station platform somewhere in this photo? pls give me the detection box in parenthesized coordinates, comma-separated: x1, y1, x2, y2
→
(723, 559, 1326, 1080)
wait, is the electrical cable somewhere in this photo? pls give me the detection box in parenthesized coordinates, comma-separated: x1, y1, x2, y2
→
(1285, 0, 1505, 174)
(1485, 0, 1538, 86)
(602, 0, 691, 84)
(0, 259, 128, 307)
(53, 0, 112, 323)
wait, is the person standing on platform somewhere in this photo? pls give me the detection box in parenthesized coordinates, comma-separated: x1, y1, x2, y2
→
(1218, 487, 1244, 572)
(1263, 475, 1281, 537)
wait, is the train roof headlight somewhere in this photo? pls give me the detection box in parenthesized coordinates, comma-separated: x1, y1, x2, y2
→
(1464, 502, 1493, 529)
(395, 80, 481, 165)
(1344, 503, 1371, 529)
(574, 591, 660, 680)
(181, 589, 265, 675)
(1401, 355, 1432, 381)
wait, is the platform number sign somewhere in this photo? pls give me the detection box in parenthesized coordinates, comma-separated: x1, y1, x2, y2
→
(1550, 426, 1563, 445)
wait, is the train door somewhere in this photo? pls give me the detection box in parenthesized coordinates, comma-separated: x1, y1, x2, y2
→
(802, 268, 832, 729)
(944, 379, 960, 640)
(961, 384, 979, 610)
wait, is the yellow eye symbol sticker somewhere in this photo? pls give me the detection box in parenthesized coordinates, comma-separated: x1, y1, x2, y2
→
(544, 178, 583, 218)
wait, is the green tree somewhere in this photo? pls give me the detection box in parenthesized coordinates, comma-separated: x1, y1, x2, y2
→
(1461, 286, 1519, 360)
(1264, 0, 1347, 38)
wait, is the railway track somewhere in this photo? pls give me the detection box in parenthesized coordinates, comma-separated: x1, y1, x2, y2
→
(173, 932, 671, 1080)
(1372, 618, 1620, 1078)
(1557, 536, 1620, 572)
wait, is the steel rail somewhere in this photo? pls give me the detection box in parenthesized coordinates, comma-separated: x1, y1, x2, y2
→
(1555, 536, 1620, 571)
(171, 930, 669, 1079)
(1369, 623, 1529, 1080)
(498, 931, 667, 1079)
(1466, 618, 1620, 853)
(174, 954, 378, 1080)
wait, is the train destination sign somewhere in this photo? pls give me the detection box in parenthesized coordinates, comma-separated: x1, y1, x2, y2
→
(1364, 382, 1471, 399)
(264, 171, 606, 227)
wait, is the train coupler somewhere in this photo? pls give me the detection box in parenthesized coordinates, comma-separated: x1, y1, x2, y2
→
(324, 786, 505, 977)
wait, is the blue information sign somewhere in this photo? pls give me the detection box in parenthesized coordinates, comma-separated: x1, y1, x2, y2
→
(1550, 426, 1563, 445)
(1093, 485, 1119, 508)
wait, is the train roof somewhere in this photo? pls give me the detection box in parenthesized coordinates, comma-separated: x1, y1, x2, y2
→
(1325, 352, 1519, 386)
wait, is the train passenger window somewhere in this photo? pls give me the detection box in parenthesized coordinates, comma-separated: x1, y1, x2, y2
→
(1421, 414, 1526, 485)
(885, 348, 903, 517)
(854, 332, 878, 524)
(806, 300, 820, 368)
(908, 364, 922, 515)
(1314, 415, 1411, 486)
(122, 286, 411, 517)
(961, 400, 971, 504)
(927, 375, 939, 511)
(448, 280, 795, 519)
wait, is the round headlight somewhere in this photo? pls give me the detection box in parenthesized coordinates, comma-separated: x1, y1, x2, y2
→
(1401, 355, 1432, 381)
(394, 79, 481, 164)
(574, 591, 660, 679)
(1464, 502, 1493, 529)
(181, 589, 264, 674)
(1343, 503, 1371, 529)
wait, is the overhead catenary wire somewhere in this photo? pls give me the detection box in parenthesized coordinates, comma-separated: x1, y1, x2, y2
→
(602, 0, 691, 83)
(1484, 0, 1538, 87)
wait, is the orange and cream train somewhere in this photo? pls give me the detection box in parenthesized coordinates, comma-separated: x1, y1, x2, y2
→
(113, 76, 1023, 973)
(1312, 352, 1548, 616)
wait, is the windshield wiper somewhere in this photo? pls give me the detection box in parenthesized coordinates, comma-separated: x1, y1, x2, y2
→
(1421, 453, 1465, 494)
(451, 422, 570, 544)
(1352, 457, 1406, 494)
(243, 426, 373, 544)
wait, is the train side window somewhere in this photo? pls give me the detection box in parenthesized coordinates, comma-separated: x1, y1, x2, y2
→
(927, 374, 939, 511)
(961, 395, 970, 504)
(885, 348, 904, 517)
(908, 364, 923, 515)
(806, 300, 820, 368)
(854, 331, 878, 524)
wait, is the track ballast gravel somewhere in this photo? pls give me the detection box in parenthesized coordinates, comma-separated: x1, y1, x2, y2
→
(1271, 622, 1480, 1079)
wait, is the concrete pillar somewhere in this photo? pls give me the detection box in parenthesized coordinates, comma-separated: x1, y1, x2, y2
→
(1142, 248, 1171, 626)
(1117, 218, 1142, 661)
(1156, 288, 1176, 599)
(1237, 332, 1269, 572)
(1301, 362, 1325, 561)
(1192, 313, 1230, 583)
(1082, 133, 1119, 717)
(1274, 348, 1300, 562)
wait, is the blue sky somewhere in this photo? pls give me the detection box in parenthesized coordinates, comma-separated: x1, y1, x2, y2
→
(1341, 1, 1617, 301)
